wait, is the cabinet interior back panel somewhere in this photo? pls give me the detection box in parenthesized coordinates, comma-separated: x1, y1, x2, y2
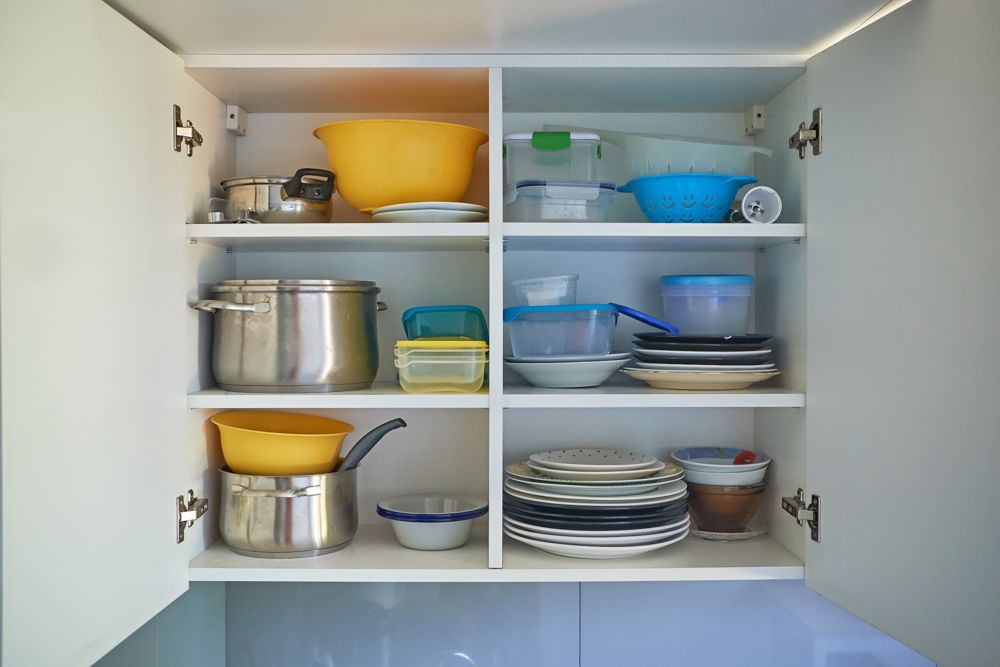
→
(232, 112, 489, 223)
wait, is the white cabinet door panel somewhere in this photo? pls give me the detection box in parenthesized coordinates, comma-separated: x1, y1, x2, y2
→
(0, 1, 229, 665)
(805, 2, 1000, 666)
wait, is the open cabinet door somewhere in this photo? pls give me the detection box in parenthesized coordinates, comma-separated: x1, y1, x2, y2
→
(0, 2, 230, 665)
(805, 1, 1000, 665)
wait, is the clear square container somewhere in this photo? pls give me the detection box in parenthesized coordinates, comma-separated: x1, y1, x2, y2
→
(503, 305, 619, 358)
(393, 341, 488, 393)
(505, 180, 615, 222)
(659, 275, 753, 335)
(401, 305, 488, 341)
(509, 274, 579, 306)
(503, 132, 601, 189)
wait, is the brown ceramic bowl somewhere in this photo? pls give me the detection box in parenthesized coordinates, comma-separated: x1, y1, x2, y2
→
(687, 482, 766, 532)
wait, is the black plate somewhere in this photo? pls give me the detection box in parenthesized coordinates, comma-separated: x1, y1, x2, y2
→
(634, 333, 772, 345)
(503, 495, 688, 521)
(633, 339, 771, 352)
(504, 510, 690, 532)
(632, 352, 773, 366)
(503, 492, 687, 514)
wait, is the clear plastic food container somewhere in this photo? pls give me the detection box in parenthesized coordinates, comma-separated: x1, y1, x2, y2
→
(505, 180, 615, 222)
(503, 132, 601, 188)
(394, 341, 488, 393)
(503, 305, 618, 358)
(659, 275, 753, 335)
(401, 305, 488, 341)
(509, 274, 579, 306)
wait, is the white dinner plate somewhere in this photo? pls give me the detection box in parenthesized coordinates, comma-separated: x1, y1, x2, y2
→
(631, 347, 772, 359)
(634, 361, 777, 372)
(526, 460, 666, 481)
(504, 519, 689, 546)
(622, 368, 781, 391)
(504, 352, 632, 363)
(503, 526, 689, 559)
(504, 514, 690, 537)
(372, 209, 487, 222)
(505, 478, 686, 503)
(372, 201, 487, 214)
(504, 483, 687, 508)
(506, 461, 683, 485)
(529, 448, 659, 471)
(511, 477, 677, 497)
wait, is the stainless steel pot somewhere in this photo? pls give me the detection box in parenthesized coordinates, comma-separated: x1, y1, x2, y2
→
(221, 168, 335, 223)
(220, 467, 358, 558)
(193, 279, 386, 393)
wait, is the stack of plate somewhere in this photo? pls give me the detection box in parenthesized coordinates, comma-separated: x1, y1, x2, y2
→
(503, 448, 690, 559)
(370, 201, 487, 222)
(622, 333, 782, 391)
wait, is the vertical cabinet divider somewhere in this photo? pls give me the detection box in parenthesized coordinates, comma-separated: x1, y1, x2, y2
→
(487, 67, 505, 568)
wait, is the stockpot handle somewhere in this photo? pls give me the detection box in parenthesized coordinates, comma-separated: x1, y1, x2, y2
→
(193, 299, 271, 314)
(377, 302, 387, 312)
(230, 484, 322, 498)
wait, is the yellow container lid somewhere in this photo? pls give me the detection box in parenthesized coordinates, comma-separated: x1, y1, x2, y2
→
(395, 340, 488, 349)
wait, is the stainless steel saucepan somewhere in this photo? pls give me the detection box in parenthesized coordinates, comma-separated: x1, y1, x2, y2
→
(221, 168, 335, 223)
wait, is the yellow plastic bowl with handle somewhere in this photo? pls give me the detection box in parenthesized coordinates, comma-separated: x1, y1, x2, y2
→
(210, 411, 355, 476)
(313, 119, 488, 213)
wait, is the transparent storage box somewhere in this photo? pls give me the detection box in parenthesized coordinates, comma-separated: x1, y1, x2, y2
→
(503, 132, 602, 190)
(503, 305, 618, 358)
(509, 274, 579, 306)
(394, 341, 488, 393)
(505, 180, 615, 222)
(659, 275, 753, 335)
(401, 305, 488, 341)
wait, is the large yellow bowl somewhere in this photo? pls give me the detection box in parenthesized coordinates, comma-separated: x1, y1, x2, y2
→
(211, 411, 355, 476)
(313, 119, 488, 213)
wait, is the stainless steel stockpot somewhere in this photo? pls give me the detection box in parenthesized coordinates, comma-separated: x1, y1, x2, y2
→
(194, 279, 385, 393)
(219, 467, 358, 558)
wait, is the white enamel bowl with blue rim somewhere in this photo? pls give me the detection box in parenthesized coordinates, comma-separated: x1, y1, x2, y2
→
(670, 447, 771, 485)
(377, 495, 488, 551)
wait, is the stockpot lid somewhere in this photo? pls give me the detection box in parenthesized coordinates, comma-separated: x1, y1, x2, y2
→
(220, 176, 290, 189)
(211, 279, 379, 294)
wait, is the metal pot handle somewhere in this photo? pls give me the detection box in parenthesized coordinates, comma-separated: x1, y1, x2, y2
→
(193, 300, 271, 314)
(230, 484, 321, 498)
(377, 301, 387, 312)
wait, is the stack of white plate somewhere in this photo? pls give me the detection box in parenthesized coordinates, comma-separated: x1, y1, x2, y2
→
(504, 352, 631, 389)
(623, 333, 781, 390)
(503, 448, 690, 559)
(370, 201, 487, 222)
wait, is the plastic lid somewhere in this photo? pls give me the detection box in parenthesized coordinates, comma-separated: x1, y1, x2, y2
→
(503, 132, 600, 142)
(609, 303, 679, 334)
(514, 179, 615, 190)
(509, 274, 579, 287)
(395, 340, 488, 349)
(503, 304, 618, 323)
(660, 275, 754, 286)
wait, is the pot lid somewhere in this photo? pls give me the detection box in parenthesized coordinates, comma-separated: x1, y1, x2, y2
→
(220, 176, 290, 188)
(211, 279, 379, 293)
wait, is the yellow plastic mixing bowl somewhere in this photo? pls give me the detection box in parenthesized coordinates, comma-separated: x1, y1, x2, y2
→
(211, 411, 355, 476)
(313, 119, 488, 213)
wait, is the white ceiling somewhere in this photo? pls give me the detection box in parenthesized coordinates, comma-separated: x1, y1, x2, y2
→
(106, 0, 888, 56)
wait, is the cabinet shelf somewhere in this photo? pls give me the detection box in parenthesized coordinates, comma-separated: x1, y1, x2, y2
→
(186, 223, 489, 251)
(188, 384, 489, 409)
(503, 223, 805, 252)
(187, 526, 802, 582)
(503, 383, 805, 409)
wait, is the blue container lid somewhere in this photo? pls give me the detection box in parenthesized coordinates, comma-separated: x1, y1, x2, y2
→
(515, 179, 616, 190)
(660, 274, 753, 286)
(503, 303, 618, 323)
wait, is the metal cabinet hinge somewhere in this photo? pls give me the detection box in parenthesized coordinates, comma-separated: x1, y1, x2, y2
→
(789, 107, 822, 159)
(782, 488, 820, 542)
(174, 104, 203, 157)
(176, 490, 208, 543)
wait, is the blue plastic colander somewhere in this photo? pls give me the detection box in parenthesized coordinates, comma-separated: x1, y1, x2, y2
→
(618, 174, 757, 223)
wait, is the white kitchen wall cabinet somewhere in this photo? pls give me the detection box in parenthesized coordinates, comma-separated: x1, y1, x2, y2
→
(2, 0, 998, 666)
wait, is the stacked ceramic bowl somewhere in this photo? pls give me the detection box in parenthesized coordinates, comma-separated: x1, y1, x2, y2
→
(670, 447, 772, 540)
(377, 495, 488, 550)
(623, 333, 781, 391)
(503, 448, 690, 559)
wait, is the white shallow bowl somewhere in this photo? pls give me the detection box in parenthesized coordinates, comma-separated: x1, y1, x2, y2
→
(670, 448, 771, 472)
(504, 519, 690, 546)
(681, 467, 768, 485)
(385, 518, 477, 551)
(504, 527, 690, 559)
(506, 358, 627, 388)
(504, 514, 690, 537)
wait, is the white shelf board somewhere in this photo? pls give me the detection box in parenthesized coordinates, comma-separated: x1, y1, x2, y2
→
(503, 383, 805, 409)
(187, 223, 489, 252)
(504, 223, 805, 252)
(188, 526, 802, 582)
(188, 384, 489, 409)
(500, 534, 803, 581)
(189, 526, 489, 582)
